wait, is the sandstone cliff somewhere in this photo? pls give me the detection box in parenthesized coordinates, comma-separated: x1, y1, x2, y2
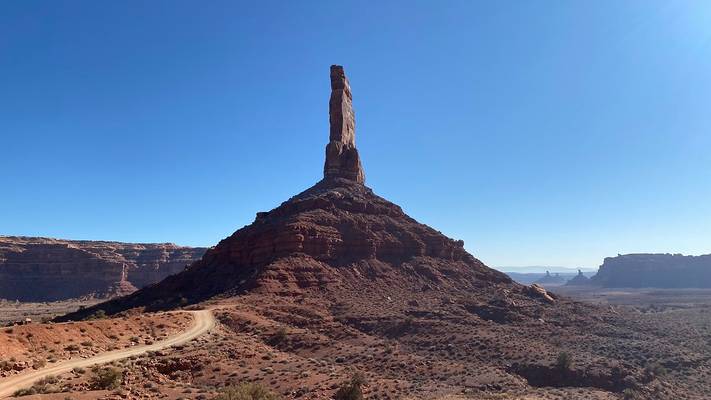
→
(0, 236, 206, 301)
(589, 253, 711, 288)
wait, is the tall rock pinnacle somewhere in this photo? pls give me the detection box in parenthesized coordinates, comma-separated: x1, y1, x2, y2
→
(323, 65, 365, 184)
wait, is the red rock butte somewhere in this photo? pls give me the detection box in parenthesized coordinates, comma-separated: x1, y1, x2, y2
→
(60, 65, 518, 317)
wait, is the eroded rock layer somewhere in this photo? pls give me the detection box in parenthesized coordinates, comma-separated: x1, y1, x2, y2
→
(0, 236, 206, 301)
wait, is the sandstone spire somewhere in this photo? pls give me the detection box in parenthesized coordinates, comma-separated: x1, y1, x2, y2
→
(323, 65, 365, 184)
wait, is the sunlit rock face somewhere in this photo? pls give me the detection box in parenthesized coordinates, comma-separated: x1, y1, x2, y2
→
(323, 65, 365, 184)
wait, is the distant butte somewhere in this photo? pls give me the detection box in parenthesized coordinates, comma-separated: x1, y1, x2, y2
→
(61, 64, 512, 316)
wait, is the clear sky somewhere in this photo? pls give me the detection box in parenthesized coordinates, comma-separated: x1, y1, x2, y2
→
(1, 1, 710, 269)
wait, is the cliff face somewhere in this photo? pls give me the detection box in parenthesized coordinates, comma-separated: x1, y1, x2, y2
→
(591, 253, 711, 288)
(0, 236, 207, 301)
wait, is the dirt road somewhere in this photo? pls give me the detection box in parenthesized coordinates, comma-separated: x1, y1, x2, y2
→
(0, 309, 215, 398)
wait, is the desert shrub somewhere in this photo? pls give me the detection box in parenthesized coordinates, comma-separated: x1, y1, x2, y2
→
(87, 310, 107, 320)
(555, 351, 572, 370)
(36, 376, 59, 386)
(65, 344, 80, 351)
(268, 327, 288, 346)
(13, 375, 61, 396)
(623, 388, 640, 400)
(89, 367, 122, 390)
(13, 388, 35, 397)
(334, 372, 367, 400)
(643, 361, 667, 381)
(213, 383, 279, 400)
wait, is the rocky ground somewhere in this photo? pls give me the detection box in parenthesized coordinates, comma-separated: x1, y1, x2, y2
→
(7, 287, 711, 399)
(0, 300, 101, 326)
(0, 312, 191, 381)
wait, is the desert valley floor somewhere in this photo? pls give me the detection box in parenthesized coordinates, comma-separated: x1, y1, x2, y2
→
(2, 286, 711, 400)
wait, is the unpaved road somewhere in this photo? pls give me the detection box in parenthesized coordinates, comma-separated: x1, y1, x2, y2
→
(0, 309, 215, 398)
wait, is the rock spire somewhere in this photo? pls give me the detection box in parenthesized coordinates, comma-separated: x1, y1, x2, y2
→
(323, 65, 365, 184)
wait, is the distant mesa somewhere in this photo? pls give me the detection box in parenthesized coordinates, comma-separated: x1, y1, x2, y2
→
(0, 236, 206, 302)
(508, 254, 711, 289)
(589, 253, 711, 288)
(503, 267, 591, 286)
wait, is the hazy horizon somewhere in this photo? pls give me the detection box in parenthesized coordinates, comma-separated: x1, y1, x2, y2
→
(2, 1, 710, 267)
(495, 266, 598, 273)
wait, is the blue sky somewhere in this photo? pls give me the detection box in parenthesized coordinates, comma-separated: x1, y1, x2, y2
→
(1, 1, 710, 268)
